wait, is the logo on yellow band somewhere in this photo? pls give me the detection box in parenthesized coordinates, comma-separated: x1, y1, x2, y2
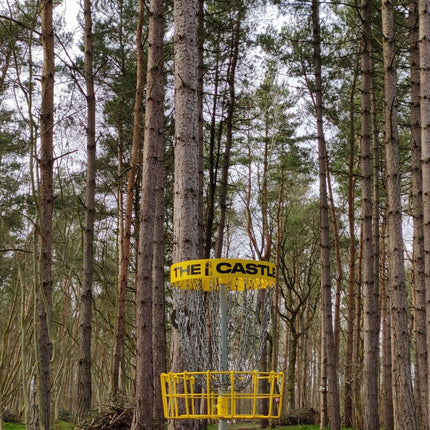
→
(170, 258, 276, 291)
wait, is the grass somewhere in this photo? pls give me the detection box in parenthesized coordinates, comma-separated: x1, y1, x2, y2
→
(4, 421, 323, 430)
(3, 424, 25, 430)
(4, 421, 75, 430)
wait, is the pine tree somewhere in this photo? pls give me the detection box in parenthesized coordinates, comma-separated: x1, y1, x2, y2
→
(382, 0, 418, 426)
(76, 0, 96, 421)
(38, 0, 55, 428)
(169, 0, 200, 429)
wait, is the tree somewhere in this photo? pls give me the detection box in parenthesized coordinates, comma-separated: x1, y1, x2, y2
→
(111, 0, 146, 400)
(311, 1, 340, 428)
(343, 55, 359, 430)
(382, 0, 418, 427)
(148, 3, 166, 427)
(419, 0, 430, 426)
(276, 201, 320, 411)
(169, 0, 200, 429)
(409, 0, 427, 428)
(76, 0, 142, 399)
(360, 0, 379, 427)
(38, 0, 54, 428)
(76, 0, 96, 421)
(132, 0, 165, 427)
(380, 218, 394, 429)
(213, 4, 244, 258)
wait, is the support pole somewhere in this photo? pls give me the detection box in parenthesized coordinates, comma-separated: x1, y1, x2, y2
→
(218, 283, 228, 430)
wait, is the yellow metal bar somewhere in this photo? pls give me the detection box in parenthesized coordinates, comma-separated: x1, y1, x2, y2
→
(230, 371, 236, 417)
(183, 372, 190, 417)
(160, 374, 168, 417)
(172, 374, 179, 418)
(189, 375, 195, 416)
(267, 372, 275, 417)
(252, 371, 258, 417)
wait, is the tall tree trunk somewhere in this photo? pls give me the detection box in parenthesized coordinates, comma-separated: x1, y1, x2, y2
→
(111, 0, 146, 399)
(353, 230, 363, 429)
(281, 318, 290, 414)
(77, 0, 96, 421)
(382, 0, 418, 427)
(420, 0, 430, 426)
(203, 44, 222, 258)
(318, 320, 327, 429)
(152, 133, 166, 430)
(343, 54, 359, 430)
(214, 13, 241, 258)
(285, 325, 298, 411)
(272, 178, 285, 375)
(325, 161, 342, 366)
(151, 8, 167, 420)
(169, 0, 200, 428)
(410, 0, 428, 428)
(244, 79, 272, 427)
(380, 218, 394, 430)
(38, 1, 54, 428)
(370, 27, 382, 430)
(311, 1, 340, 429)
(132, 0, 165, 428)
(115, 125, 125, 394)
(149, 0, 166, 428)
(197, 0, 205, 259)
(360, 0, 379, 427)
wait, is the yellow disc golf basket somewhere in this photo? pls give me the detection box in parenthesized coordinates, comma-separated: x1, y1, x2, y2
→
(161, 259, 284, 427)
(161, 370, 284, 420)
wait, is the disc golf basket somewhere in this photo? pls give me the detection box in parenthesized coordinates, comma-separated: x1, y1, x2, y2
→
(161, 258, 284, 429)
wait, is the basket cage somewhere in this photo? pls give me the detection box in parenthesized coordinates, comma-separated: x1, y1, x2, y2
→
(160, 370, 284, 420)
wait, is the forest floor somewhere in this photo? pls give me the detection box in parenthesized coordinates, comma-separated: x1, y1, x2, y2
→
(3, 406, 323, 430)
(3, 422, 75, 430)
(208, 424, 320, 430)
(3, 425, 321, 430)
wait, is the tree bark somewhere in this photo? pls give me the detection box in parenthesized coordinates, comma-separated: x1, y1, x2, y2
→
(343, 54, 359, 430)
(311, 1, 340, 429)
(111, 0, 146, 399)
(360, 0, 379, 427)
(77, 0, 96, 421)
(197, 0, 205, 259)
(409, 0, 428, 428)
(132, 0, 165, 428)
(38, 1, 54, 428)
(382, 0, 418, 427)
(380, 219, 394, 430)
(325, 156, 342, 367)
(169, 0, 200, 428)
(353, 228, 364, 429)
(149, 1, 166, 428)
(419, 0, 430, 427)
(214, 13, 241, 258)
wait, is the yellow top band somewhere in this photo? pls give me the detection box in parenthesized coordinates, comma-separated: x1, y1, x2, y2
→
(170, 258, 276, 291)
